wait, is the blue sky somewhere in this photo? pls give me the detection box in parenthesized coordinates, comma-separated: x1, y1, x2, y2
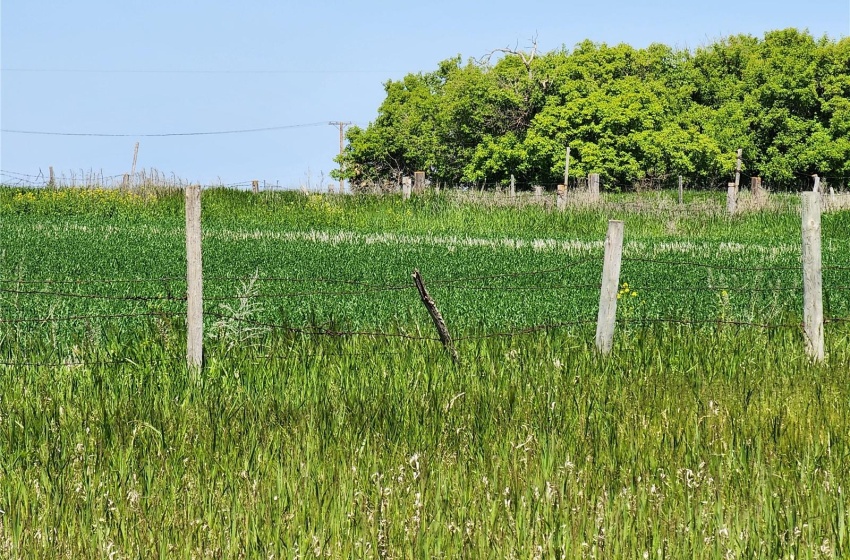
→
(2, 1, 848, 189)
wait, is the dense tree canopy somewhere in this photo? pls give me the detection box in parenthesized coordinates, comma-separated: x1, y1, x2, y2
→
(338, 29, 850, 191)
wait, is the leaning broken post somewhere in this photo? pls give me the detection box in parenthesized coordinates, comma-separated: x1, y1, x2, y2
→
(595, 220, 624, 355)
(412, 269, 459, 364)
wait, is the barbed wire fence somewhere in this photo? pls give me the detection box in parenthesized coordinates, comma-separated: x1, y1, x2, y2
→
(1, 188, 846, 369)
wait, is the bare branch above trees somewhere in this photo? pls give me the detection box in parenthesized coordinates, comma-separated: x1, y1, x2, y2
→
(477, 35, 539, 79)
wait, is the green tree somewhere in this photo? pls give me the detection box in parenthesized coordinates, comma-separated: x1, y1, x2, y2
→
(341, 29, 850, 192)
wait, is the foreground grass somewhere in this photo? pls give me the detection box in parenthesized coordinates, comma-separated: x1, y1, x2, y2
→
(2, 325, 849, 558)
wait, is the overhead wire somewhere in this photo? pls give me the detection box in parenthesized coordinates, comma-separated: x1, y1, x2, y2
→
(1, 121, 330, 137)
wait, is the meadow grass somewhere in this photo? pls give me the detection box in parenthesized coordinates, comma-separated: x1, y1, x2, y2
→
(2, 325, 849, 558)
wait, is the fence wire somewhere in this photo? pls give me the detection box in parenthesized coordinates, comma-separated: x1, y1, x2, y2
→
(2, 255, 848, 368)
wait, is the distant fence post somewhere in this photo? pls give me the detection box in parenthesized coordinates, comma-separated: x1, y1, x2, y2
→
(402, 176, 412, 200)
(726, 183, 737, 214)
(510, 174, 516, 198)
(49, 166, 56, 189)
(588, 173, 600, 203)
(734, 148, 742, 193)
(252, 180, 259, 194)
(801, 192, 824, 362)
(812, 174, 821, 193)
(596, 220, 624, 355)
(751, 176, 762, 195)
(533, 185, 543, 202)
(185, 184, 204, 370)
(557, 184, 566, 211)
(414, 171, 425, 193)
(678, 175, 683, 205)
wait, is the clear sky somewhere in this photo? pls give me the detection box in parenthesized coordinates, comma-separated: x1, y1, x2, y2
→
(1, 1, 848, 189)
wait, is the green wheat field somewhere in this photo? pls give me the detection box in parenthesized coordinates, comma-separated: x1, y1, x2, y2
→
(1, 186, 849, 559)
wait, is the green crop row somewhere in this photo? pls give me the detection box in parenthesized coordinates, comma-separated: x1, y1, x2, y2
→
(2, 188, 848, 350)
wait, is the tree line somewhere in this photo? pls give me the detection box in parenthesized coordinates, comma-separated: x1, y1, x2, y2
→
(336, 28, 850, 191)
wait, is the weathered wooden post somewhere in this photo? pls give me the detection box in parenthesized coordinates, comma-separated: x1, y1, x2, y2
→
(402, 176, 412, 200)
(185, 185, 203, 369)
(533, 185, 543, 203)
(252, 180, 259, 194)
(734, 148, 743, 193)
(812, 174, 821, 193)
(557, 184, 567, 211)
(802, 192, 824, 362)
(414, 171, 425, 193)
(49, 166, 56, 189)
(510, 174, 516, 198)
(588, 173, 600, 203)
(751, 176, 762, 195)
(727, 183, 737, 214)
(678, 175, 683, 205)
(595, 220, 624, 355)
(413, 269, 459, 364)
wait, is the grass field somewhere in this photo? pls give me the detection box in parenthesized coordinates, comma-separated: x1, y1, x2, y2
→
(1, 186, 849, 558)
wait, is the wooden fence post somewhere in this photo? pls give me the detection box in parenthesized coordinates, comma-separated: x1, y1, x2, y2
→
(751, 176, 762, 195)
(510, 174, 516, 198)
(802, 192, 824, 362)
(252, 180, 259, 194)
(414, 171, 425, 193)
(812, 174, 821, 193)
(596, 220, 624, 354)
(678, 175, 683, 205)
(533, 185, 543, 202)
(412, 269, 459, 364)
(557, 184, 566, 211)
(727, 183, 737, 214)
(734, 148, 742, 193)
(185, 185, 203, 369)
(588, 173, 600, 203)
(49, 166, 56, 189)
(402, 176, 412, 200)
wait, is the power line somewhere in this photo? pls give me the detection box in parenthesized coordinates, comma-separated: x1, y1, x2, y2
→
(1, 122, 329, 138)
(0, 68, 399, 75)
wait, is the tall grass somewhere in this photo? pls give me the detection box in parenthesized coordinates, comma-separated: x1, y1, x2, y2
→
(1, 325, 849, 558)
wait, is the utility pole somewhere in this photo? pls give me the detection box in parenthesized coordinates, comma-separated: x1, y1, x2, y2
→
(130, 141, 140, 185)
(329, 121, 352, 193)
